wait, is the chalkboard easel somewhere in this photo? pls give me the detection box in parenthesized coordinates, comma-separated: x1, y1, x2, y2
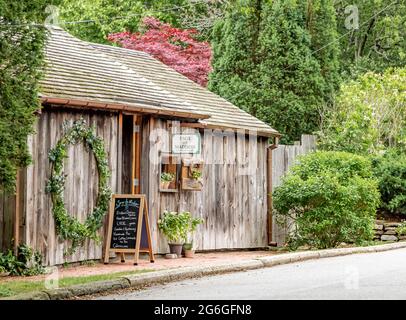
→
(104, 194, 154, 265)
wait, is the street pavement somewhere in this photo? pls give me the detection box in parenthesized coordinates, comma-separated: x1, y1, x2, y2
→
(97, 247, 406, 300)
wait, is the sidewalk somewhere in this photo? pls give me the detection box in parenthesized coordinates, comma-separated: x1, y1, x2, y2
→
(0, 250, 275, 284)
(2, 242, 406, 300)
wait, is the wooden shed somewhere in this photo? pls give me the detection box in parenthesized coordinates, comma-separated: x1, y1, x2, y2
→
(0, 27, 280, 266)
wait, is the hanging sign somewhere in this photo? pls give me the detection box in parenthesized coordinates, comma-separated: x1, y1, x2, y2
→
(172, 133, 201, 154)
(104, 194, 154, 265)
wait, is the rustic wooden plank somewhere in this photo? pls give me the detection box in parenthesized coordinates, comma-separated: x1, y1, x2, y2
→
(259, 138, 268, 246)
(223, 130, 235, 248)
(212, 129, 225, 249)
(201, 129, 214, 250)
(47, 111, 57, 265)
(148, 117, 162, 253)
(235, 132, 245, 249)
(117, 113, 123, 194)
(3, 193, 13, 253)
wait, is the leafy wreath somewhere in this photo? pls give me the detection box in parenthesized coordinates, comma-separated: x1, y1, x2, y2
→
(46, 119, 112, 255)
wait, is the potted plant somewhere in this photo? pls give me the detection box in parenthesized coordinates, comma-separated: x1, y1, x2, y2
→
(158, 211, 203, 257)
(160, 172, 175, 189)
(191, 169, 202, 181)
(183, 217, 204, 258)
(158, 211, 189, 257)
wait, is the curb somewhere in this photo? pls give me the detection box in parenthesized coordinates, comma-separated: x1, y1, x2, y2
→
(4, 241, 406, 300)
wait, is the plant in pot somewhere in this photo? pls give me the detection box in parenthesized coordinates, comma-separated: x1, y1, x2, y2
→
(191, 169, 202, 181)
(158, 211, 191, 257)
(160, 172, 175, 189)
(183, 216, 204, 258)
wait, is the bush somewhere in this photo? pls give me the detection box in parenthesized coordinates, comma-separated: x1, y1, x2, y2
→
(273, 151, 380, 250)
(318, 68, 406, 155)
(0, 245, 44, 276)
(372, 149, 406, 216)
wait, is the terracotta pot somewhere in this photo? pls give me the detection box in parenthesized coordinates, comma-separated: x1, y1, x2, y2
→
(168, 243, 183, 257)
(184, 249, 195, 258)
(161, 181, 171, 189)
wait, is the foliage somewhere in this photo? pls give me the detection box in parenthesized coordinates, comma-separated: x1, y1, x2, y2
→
(372, 149, 406, 216)
(396, 222, 406, 236)
(59, 0, 189, 44)
(209, 0, 338, 143)
(307, 0, 341, 103)
(59, 0, 230, 43)
(0, 0, 60, 192)
(183, 242, 193, 250)
(160, 172, 175, 182)
(319, 68, 406, 155)
(46, 119, 112, 255)
(108, 17, 212, 86)
(158, 211, 203, 243)
(191, 169, 202, 180)
(335, 0, 406, 77)
(273, 151, 380, 250)
(0, 245, 45, 276)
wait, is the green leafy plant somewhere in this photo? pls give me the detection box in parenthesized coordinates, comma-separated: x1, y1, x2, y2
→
(0, 1, 55, 193)
(396, 222, 406, 236)
(273, 151, 380, 250)
(160, 172, 175, 182)
(158, 211, 203, 244)
(0, 245, 45, 276)
(191, 169, 202, 180)
(372, 149, 406, 216)
(46, 119, 112, 255)
(319, 68, 406, 155)
(183, 242, 193, 250)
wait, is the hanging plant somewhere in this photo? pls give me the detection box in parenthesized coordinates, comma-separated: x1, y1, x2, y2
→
(46, 119, 112, 255)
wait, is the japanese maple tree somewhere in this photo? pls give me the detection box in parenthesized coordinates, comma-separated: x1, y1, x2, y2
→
(108, 17, 212, 87)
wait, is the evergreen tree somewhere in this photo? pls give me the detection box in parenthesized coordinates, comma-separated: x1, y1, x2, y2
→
(256, 0, 325, 142)
(209, 0, 263, 114)
(209, 0, 328, 143)
(306, 0, 340, 103)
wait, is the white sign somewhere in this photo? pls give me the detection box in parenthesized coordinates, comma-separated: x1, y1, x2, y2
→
(172, 133, 201, 154)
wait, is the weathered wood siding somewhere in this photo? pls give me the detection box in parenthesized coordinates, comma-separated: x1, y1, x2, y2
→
(143, 118, 269, 253)
(11, 111, 270, 264)
(0, 169, 25, 253)
(0, 193, 15, 252)
(24, 108, 119, 265)
(271, 135, 317, 245)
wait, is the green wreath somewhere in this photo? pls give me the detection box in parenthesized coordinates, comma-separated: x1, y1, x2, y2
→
(46, 119, 112, 255)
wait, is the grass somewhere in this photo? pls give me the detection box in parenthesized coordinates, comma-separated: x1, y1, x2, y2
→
(0, 269, 152, 298)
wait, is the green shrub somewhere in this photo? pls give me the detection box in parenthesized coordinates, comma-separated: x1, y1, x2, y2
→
(372, 149, 406, 216)
(273, 151, 380, 250)
(0, 245, 44, 276)
(396, 222, 406, 236)
(318, 68, 406, 155)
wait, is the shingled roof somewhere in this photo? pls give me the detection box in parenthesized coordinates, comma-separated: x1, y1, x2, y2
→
(42, 27, 279, 137)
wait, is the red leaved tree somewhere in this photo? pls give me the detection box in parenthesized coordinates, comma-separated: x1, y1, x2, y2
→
(108, 17, 212, 87)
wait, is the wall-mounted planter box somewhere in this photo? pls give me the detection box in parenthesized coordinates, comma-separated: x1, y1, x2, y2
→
(181, 158, 204, 191)
(159, 153, 180, 193)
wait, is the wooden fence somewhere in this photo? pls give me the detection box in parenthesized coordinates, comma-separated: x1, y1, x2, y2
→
(271, 135, 317, 245)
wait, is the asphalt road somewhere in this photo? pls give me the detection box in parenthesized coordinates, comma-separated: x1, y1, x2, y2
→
(98, 248, 406, 300)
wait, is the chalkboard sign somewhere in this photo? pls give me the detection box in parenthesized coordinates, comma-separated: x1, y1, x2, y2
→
(104, 194, 154, 265)
(110, 197, 140, 249)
